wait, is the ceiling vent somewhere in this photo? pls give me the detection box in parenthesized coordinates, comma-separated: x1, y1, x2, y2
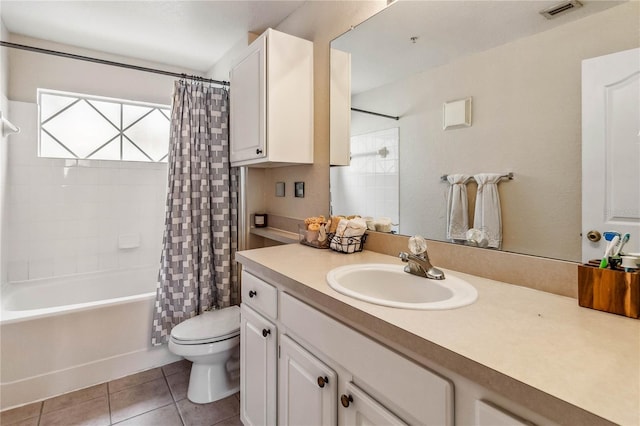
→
(540, 0, 583, 19)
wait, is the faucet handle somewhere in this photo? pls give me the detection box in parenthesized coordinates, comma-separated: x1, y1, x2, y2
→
(408, 235, 427, 255)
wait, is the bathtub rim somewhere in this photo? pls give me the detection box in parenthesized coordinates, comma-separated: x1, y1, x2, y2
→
(0, 266, 159, 325)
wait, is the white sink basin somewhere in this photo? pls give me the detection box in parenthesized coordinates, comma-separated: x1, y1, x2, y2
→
(326, 263, 478, 310)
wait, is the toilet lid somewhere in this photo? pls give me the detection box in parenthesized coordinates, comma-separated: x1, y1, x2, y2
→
(171, 306, 240, 342)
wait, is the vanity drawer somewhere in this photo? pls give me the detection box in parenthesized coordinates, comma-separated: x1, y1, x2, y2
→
(242, 271, 278, 319)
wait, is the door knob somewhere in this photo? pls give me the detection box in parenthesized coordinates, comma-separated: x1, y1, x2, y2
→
(317, 376, 329, 388)
(256, 148, 263, 155)
(586, 230, 602, 242)
(262, 328, 271, 338)
(340, 394, 353, 408)
(248, 290, 257, 298)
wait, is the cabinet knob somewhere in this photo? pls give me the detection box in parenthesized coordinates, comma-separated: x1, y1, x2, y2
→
(340, 394, 353, 408)
(262, 328, 271, 338)
(249, 290, 257, 298)
(317, 376, 329, 388)
(256, 148, 263, 155)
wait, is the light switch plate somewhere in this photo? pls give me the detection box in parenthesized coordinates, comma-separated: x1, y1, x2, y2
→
(295, 182, 305, 198)
(275, 182, 285, 197)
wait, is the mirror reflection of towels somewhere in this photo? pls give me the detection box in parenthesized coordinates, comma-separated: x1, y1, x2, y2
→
(473, 173, 503, 249)
(446, 174, 471, 241)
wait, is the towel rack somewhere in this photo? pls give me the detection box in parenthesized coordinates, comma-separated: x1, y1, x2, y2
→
(350, 146, 389, 159)
(440, 172, 513, 182)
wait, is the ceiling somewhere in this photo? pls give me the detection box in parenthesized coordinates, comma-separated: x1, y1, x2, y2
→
(332, 0, 624, 94)
(0, 1, 306, 72)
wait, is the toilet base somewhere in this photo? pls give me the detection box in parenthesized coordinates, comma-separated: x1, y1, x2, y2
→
(187, 360, 240, 404)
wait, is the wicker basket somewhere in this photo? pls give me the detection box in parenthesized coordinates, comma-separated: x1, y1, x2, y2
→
(328, 233, 367, 254)
(298, 224, 329, 249)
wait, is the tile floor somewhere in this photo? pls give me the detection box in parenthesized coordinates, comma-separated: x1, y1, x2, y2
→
(0, 360, 242, 426)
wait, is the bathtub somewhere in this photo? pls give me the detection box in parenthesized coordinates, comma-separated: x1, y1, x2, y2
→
(0, 267, 180, 410)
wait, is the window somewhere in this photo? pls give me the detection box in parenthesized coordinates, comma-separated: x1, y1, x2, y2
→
(38, 89, 170, 162)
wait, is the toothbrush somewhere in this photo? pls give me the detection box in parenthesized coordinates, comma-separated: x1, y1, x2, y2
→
(603, 231, 621, 242)
(613, 233, 631, 256)
(599, 235, 620, 268)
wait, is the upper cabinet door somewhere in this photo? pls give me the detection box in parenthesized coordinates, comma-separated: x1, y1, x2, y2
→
(230, 29, 314, 167)
(230, 36, 267, 164)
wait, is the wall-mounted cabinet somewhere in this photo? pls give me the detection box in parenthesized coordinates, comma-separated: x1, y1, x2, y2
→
(230, 28, 314, 167)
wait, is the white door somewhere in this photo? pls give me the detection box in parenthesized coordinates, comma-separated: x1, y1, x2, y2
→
(240, 304, 277, 426)
(338, 382, 407, 426)
(582, 48, 640, 262)
(279, 334, 337, 426)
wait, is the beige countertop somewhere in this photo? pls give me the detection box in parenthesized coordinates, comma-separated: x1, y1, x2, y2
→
(236, 244, 640, 426)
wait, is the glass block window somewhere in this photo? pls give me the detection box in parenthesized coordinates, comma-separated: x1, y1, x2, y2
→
(37, 89, 170, 162)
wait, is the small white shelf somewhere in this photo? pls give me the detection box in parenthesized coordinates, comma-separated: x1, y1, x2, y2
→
(250, 227, 299, 245)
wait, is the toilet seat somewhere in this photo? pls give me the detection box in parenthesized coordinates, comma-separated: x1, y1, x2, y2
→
(170, 306, 240, 345)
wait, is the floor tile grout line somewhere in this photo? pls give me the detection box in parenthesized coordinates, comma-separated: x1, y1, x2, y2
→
(107, 382, 113, 426)
(37, 400, 44, 426)
(212, 410, 242, 426)
(107, 368, 165, 396)
(160, 365, 186, 426)
(109, 401, 178, 426)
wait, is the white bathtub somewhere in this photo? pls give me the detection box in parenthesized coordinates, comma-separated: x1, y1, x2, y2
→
(0, 267, 180, 410)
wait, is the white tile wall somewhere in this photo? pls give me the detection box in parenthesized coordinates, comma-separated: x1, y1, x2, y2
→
(330, 128, 400, 231)
(6, 101, 167, 281)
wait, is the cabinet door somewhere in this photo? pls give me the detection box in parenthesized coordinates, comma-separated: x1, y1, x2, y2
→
(230, 35, 266, 164)
(339, 382, 407, 426)
(240, 303, 276, 426)
(279, 334, 338, 426)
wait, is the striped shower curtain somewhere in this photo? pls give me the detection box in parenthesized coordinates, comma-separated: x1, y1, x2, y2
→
(151, 81, 238, 346)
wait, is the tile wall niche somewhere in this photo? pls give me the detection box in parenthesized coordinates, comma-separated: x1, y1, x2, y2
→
(6, 101, 167, 281)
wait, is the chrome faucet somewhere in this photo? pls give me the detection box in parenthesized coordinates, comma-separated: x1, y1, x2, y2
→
(399, 251, 445, 280)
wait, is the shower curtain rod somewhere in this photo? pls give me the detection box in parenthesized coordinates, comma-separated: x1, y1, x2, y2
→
(351, 107, 399, 121)
(0, 41, 230, 87)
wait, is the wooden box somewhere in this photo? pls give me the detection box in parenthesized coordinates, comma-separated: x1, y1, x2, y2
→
(578, 264, 640, 319)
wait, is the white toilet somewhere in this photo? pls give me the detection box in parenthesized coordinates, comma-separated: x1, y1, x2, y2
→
(168, 305, 241, 404)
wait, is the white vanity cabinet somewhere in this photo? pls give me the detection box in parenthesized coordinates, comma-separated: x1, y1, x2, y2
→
(340, 382, 408, 425)
(278, 334, 338, 425)
(239, 272, 278, 426)
(239, 268, 454, 425)
(280, 292, 454, 426)
(230, 28, 314, 167)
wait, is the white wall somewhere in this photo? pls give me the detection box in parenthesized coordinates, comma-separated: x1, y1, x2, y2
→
(7, 101, 167, 280)
(350, 2, 639, 261)
(4, 35, 203, 280)
(1, 16, 10, 284)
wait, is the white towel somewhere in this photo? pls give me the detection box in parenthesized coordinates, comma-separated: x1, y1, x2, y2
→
(473, 173, 503, 249)
(446, 174, 471, 241)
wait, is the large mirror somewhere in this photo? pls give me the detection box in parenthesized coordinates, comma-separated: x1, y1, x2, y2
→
(329, 0, 637, 262)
